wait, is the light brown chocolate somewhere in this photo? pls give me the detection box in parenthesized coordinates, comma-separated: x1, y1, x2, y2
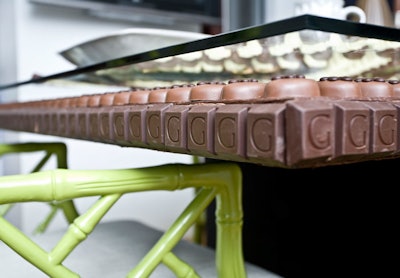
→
(187, 104, 219, 156)
(145, 103, 172, 149)
(190, 82, 225, 101)
(387, 79, 400, 98)
(246, 103, 286, 166)
(361, 101, 397, 155)
(355, 77, 394, 98)
(99, 93, 115, 106)
(2, 77, 400, 169)
(285, 99, 334, 167)
(164, 105, 191, 152)
(332, 100, 370, 160)
(221, 80, 266, 100)
(148, 88, 168, 103)
(129, 90, 151, 104)
(165, 85, 194, 103)
(87, 94, 102, 107)
(113, 91, 132, 106)
(318, 77, 362, 98)
(265, 75, 320, 98)
(214, 104, 249, 159)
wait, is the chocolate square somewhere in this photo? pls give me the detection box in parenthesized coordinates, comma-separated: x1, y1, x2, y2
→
(58, 110, 68, 137)
(214, 104, 249, 160)
(77, 109, 89, 140)
(362, 101, 397, 155)
(333, 100, 370, 159)
(187, 104, 219, 156)
(67, 112, 77, 139)
(98, 107, 114, 143)
(39, 112, 51, 135)
(285, 99, 334, 167)
(125, 104, 149, 147)
(6, 109, 23, 132)
(22, 110, 35, 133)
(0, 111, 8, 130)
(246, 103, 286, 166)
(49, 111, 58, 136)
(111, 106, 128, 145)
(164, 105, 190, 152)
(391, 101, 400, 154)
(88, 108, 100, 142)
(145, 103, 172, 149)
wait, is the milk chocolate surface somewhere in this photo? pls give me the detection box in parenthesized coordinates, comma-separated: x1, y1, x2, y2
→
(246, 103, 286, 166)
(2, 77, 400, 168)
(129, 90, 151, 104)
(221, 80, 266, 100)
(285, 99, 334, 167)
(318, 77, 362, 98)
(165, 105, 190, 152)
(265, 75, 320, 98)
(190, 83, 225, 101)
(332, 100, 370, 159)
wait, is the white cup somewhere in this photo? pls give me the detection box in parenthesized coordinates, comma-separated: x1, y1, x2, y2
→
(295, 0, 366, 23)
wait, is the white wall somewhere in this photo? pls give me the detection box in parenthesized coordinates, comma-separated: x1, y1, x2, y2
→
(0, 0, 203, 237)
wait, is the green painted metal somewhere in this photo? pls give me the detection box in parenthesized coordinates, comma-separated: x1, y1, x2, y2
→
(0, 142, 79, 233)
(0, 163, 245, 278)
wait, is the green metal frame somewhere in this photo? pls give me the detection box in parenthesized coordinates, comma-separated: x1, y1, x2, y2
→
(0, 142, 79, 233)
(0, 163, 244, 278)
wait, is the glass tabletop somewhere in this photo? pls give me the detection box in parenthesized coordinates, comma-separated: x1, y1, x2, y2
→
(2, 14, 400, 91)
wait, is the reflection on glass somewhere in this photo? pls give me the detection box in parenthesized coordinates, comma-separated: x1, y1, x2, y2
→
(2, 15, 400, 92)
(91, 30, 400, 89)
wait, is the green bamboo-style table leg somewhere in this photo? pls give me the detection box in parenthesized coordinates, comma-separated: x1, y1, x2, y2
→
(0, 163, 245, 278)
(0, 142, 79, 232)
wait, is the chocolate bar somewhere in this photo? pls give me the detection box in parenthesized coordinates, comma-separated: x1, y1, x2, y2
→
(1, 76, 400, 168)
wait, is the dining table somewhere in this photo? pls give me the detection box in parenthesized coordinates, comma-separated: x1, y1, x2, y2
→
(0, 15, 398, 277)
